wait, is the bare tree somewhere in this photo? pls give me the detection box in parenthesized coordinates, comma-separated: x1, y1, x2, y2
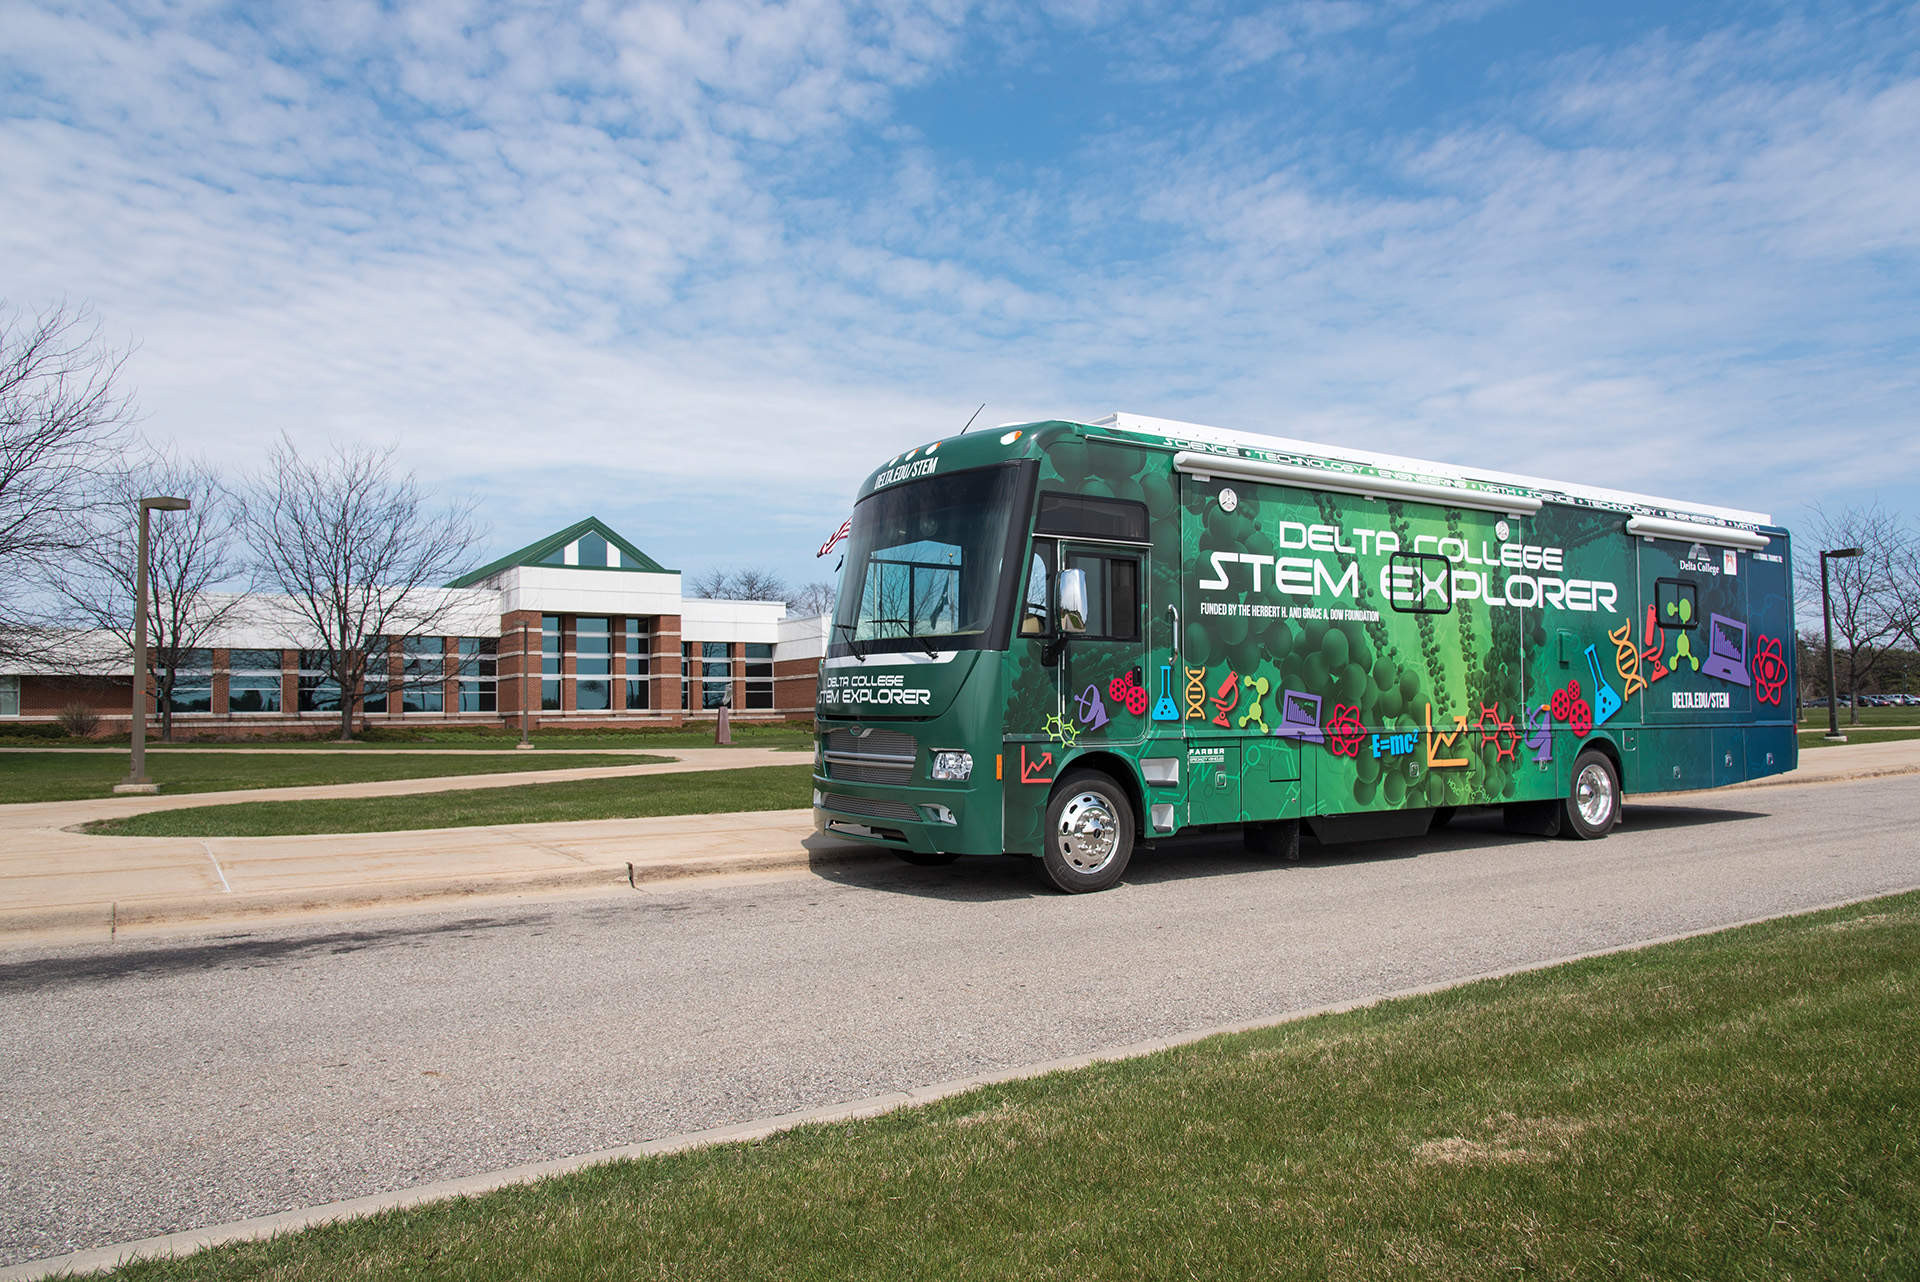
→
(51, 448, 242, 740)
(244, 434, 483, 741)
(691, 567, 791, 602)
(0, 302, 137, 656)
(688, 567, 735, 599)
(789, 580, 837, 616)
(1795, 503, 1909, 725)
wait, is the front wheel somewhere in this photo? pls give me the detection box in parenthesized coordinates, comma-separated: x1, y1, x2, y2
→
(1563, 750, 1621, 839)
(1036, 772, 1135, 893)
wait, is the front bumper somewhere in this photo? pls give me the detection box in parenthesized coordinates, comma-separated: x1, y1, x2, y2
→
(811, 772, 986, 855)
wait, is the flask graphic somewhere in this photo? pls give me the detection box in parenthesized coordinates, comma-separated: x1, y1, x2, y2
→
(1152, 664, 1180, 721)
(1583, 644, 1622, 726)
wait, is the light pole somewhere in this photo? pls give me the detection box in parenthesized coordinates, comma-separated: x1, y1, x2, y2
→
(115, 496, 192, 795)
(1820, 545, 1864, 743)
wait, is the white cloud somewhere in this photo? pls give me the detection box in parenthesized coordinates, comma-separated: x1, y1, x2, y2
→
(2, 0, 1917, 585)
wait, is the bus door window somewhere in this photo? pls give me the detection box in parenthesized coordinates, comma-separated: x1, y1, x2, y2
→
(1061, 547, 1146, 741)
(1021, 543, 1055, 637)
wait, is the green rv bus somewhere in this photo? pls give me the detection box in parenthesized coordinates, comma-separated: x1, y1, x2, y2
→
(812, 413, 1796, 893)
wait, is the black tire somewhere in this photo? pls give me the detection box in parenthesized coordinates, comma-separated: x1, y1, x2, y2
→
(1036, 771, 1135, 893)
(1562, 749, 1621, 839)
(1243, 819, 1300, 860)
(894, 851, 960, 867)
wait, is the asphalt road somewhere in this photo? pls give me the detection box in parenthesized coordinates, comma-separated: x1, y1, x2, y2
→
(3, 774, 1918, 1267)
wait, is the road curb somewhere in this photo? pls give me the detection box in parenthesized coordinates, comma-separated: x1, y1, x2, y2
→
(0, 842, 895, 943)
(7, 884, 1915, 1281)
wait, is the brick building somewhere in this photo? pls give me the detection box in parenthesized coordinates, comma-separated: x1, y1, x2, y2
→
(0, 518, 828, 734)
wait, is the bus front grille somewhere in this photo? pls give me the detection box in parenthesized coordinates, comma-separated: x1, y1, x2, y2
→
(822, 793, 921, 823)
(826, 728, 917, 759)
(826, 758, 912, 784)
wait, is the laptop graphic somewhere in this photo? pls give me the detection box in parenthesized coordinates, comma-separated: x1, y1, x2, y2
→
(1701, 614, 1751, 686)
(1273, 689, 1325, 744)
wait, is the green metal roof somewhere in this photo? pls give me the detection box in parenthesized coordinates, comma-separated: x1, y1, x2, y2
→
(449, 517, 675, 587)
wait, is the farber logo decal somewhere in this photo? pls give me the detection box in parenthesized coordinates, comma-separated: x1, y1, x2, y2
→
(823, 671, 931, 705)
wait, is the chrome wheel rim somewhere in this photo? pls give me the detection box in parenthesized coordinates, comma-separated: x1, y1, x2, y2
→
(1575, 761, 1615, 829)
(1055, 791, 1120, 873)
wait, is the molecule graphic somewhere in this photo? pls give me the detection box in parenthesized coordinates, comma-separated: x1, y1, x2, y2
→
(1475, 702, 1519, 762)
(1666, 598, 1701, 672)
(1238, 674, 1271, 732)
(1043, 714, 1080, 749)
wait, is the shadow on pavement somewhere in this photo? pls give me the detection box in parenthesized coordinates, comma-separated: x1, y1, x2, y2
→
(0, 913, 551, 994)
(813, 801, 1772, 902)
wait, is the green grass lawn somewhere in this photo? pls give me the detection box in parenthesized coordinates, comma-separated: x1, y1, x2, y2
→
(103, 891, 1920, 1280)
(1798, 726, 1920, 748)
(1793, 705, 1920, 728)
(1, 751, 668, 805)
(84, 764, 814, 836)
(0, 721, 816, 751)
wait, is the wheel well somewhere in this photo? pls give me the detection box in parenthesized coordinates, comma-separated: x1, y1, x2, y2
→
(1053, 751, 1146, 835)
(1579, 735, 1625, 790)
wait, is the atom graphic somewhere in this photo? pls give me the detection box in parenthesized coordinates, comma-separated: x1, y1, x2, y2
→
(1753, 634, 1788, 706)
(1325, 703, 1365, 757)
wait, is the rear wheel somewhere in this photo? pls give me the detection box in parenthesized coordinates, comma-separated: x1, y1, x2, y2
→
(1563, 750, 1620, 839)
(1243, 819, 1300, 860)
(1036, 772, 1134, 893)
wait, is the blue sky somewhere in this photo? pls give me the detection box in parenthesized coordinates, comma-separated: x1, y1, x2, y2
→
(4, 0, 1917, 594)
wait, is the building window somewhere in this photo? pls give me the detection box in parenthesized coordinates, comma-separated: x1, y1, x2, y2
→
(0, 675, 19, 717)
(228, 649, 283, 713)
(624, 618, 648, 709)
(576, 616, 611, 711)
(745, 643, 773, 710)
(542, 615, 561, 710)
(458, 638, 497, 712)
(702, 641, 731, 710)
(401, 636, 444, 713)
(359, 637, 393, 714)
(298, 651, 341, 713)
(577, 531, 609, 567)
(681, 642, 691, 711)
(164, 648, 214, 713)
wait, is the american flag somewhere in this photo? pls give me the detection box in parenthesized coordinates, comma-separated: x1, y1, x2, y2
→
(817, 518, 852, 558)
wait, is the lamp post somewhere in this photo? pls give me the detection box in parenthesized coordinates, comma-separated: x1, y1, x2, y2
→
(1820, 546, 1864, 743)
(115, 496, 192, 795)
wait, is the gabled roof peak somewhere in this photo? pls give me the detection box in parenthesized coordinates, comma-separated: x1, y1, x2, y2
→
(450, 517, 675, 587)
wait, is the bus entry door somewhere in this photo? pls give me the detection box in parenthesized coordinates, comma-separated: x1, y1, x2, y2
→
(1058, 543, 1149, 747)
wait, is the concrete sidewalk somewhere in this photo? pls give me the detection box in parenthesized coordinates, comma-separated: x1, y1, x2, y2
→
(3, 741, 1913, 946)
(0, 748, 860, 943)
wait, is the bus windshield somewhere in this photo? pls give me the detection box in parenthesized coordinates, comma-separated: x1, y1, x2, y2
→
(830, 464, 1027, 656)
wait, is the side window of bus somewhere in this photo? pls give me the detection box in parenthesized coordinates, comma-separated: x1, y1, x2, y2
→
(1387, 551, 1452, 615)
(1021, 544, 1055, 636)
(1064, 553, 1141, 640)
(1654, 578, 1698, 629)
(1035, 492, 1149, 542)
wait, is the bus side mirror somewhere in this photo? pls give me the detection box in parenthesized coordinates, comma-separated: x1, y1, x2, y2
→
(1058, 569, 1089, 635)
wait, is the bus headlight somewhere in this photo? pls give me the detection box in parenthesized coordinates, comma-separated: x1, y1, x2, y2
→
(930, 751, 972, 781)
